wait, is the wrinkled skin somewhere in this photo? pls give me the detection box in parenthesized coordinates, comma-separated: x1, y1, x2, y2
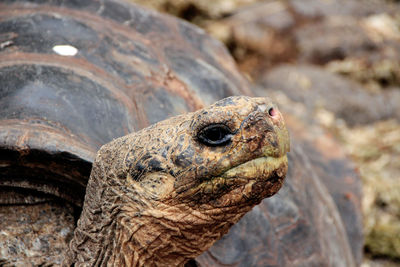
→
(66, 96, 290, 266)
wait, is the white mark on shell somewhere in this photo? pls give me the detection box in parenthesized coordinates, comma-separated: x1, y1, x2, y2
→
(52, 45, 78, 56)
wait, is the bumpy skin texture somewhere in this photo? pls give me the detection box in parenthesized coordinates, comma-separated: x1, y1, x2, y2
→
(66, 96, 289, 266)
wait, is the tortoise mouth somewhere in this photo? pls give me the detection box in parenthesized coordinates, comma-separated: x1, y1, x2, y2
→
(183, 155, 288, 200)
(218, 155, 288, 201)
(220, 155, 288, 182)
(175, 155, 288, 205)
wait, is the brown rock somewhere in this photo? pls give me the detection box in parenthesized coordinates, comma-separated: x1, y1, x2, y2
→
(259, 64, 400, 125)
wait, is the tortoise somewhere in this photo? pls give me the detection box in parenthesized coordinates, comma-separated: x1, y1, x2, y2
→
(0, 0, 362, 266)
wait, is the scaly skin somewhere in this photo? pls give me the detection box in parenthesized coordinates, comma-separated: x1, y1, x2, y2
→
(65, 96, 290, 266)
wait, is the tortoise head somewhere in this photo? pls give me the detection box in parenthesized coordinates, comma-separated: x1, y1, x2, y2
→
(69, 96, 290, 265)
(178, 95, 289, 206)
(125, 96, 290, 207)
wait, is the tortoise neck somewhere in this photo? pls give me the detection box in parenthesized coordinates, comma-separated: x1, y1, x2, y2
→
(64, 135, 253, 266)
(66, 186, 244, 266)
(63, 161, 237, 267)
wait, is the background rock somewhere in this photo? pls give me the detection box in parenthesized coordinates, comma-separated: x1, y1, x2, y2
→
(259, 64, 400, 126)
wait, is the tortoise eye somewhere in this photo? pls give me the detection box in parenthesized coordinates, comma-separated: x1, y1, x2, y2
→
(197, 124, 233, 146)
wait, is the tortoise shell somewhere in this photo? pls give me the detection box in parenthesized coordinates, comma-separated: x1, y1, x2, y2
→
(0, 0, 362, 266)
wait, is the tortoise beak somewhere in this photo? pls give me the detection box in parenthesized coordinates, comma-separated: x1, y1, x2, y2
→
(259, 100, 290, 158)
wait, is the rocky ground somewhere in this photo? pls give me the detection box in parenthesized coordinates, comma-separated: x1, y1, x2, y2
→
(131, 0, 400, 265)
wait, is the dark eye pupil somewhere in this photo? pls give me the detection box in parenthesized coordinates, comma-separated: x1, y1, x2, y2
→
(207, 128, 223, 141)
(198, 124, 233, 146)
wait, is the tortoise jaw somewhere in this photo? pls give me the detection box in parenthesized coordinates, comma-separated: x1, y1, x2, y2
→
(214, 155, 288, 203)
(220, 155, 288, 182)
(177, 155, 288, 203)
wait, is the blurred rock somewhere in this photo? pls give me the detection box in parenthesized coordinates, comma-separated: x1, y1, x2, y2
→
(295, 17, 377, 64)
(339, 120, 400, 261)
(221, 1, 295, 53)
(209, 0, 400, 87)
(325, 13, 400, 89)
(215, 1, 298, 76)
(296, 13, 400, 88)
(130, 0, 260, 21)
(288, 0, 391, 18)
(259, 64, 400, 126)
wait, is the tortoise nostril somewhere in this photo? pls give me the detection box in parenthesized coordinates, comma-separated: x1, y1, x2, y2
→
(268, 107, 277, 117)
